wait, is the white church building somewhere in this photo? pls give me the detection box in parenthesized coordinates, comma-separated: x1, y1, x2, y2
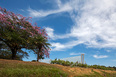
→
(40, 55, 84, 64)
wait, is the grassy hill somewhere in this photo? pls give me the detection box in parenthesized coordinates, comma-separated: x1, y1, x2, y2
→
(0, 59, 116, 77)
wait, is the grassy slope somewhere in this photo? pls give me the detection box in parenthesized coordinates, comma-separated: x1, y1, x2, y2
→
(0, 59, 67, 77)
(0, 59, 116, 77)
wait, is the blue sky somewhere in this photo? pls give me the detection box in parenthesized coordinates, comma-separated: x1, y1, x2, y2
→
(0, 0, 116, 66)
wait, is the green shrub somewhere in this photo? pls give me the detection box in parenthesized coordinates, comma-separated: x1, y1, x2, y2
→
(31, 60, 37, 62)
(51, 59, 73, 66)
(51, 60, 55, 64)
(51, 59, 116, 71)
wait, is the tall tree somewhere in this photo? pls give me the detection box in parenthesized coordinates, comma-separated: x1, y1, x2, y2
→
(32, 35, 50, 61)
(0, 7, 50, 60)
(0, 41, 28, 60)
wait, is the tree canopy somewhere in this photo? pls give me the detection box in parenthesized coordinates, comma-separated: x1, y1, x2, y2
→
(0, 7, 51, 61)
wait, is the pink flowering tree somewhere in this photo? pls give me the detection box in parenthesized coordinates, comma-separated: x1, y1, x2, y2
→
(0, 7, 50, 60)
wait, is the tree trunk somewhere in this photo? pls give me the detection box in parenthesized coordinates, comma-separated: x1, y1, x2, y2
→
(11, 48, 17, 60)
(37, 51, 39, 62)
(37, 50, 40, 62)
(37, 45, 42, 62)
(37, 56, 39, 62)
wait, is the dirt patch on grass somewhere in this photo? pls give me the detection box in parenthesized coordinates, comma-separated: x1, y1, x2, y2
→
(51, 64, 95, 76)
(51, 64, 116, 77)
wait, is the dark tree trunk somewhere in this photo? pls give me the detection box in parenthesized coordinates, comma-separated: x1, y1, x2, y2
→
(11, 48, 17, 60)
(37, 51, 39, 62)
(37, 49, 40, 62)
(0, 39, 18, 60)
(37, 45, 42, 62)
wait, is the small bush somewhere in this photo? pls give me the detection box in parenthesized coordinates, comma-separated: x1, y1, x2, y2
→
(51, 59, 77, 66)
(31, 60, 37, 62)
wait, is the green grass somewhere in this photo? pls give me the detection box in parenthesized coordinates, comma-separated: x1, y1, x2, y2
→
(0, 62, 68, 77)
(0, 59, 116, 77)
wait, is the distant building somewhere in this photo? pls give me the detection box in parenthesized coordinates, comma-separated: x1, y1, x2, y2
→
(81, 54, 84, 64)
(61, 56, 81, 63)
(40, 56, 82, 64)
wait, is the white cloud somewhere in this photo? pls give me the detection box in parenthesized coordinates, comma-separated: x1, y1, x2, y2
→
(51, 40, 83, 51)
(56, 0, 62, 8)
(70, 52, 85, 55)
(45, 27, 70, 40)
(51, 42, 66, 51)
(28, 1, 72, 18)
(45, 27, 84, 51)
(70, 0, 116, 48)
(20, 9, 25, 12)
(93, 55, 108, 59)
(28, 0, 116, 51)
(106, 50, 111, 52)
(45, 27, 54, 39)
